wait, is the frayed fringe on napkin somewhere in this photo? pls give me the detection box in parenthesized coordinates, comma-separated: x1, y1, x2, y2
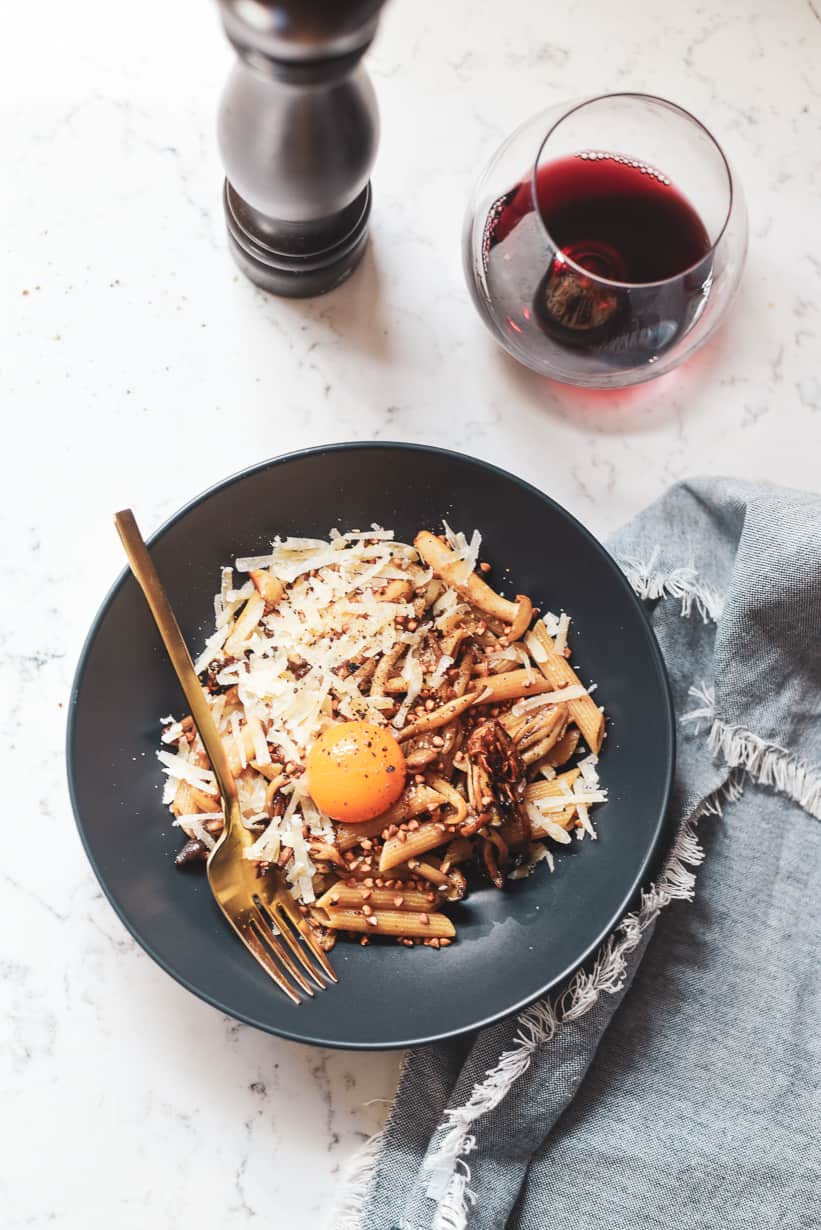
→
(328, 552, 820, 1230)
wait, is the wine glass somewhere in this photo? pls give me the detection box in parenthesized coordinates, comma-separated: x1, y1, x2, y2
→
(463, 93, 748, 388)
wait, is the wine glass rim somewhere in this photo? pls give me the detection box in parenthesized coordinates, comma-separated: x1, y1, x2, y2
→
(531, 91, 735, 290)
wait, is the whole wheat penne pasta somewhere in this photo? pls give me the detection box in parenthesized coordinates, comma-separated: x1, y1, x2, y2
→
(248, 569, 284, 607)
(385, 856, 463, 898)
(317, 885, 434, 912)
(506, 594, 533, 642)
(415, 531, 529, 630)
(224, 591, 265, 658)
(321, 907, 456, 939)
(510, 704, 567, 750)
(338, 862, 415, 882)
(440, 626, 470, 659)
(521, 717, 569, 765)
(380, 821, 449, 872)
(527, 622, 605, 753)
(542, 728, 580, 768)
(336, 785, 445, 852)
(406, 857, 451, 890)
(471, 669, 557, 705)
(396, 690, 481, 743)
(336, 816, 401, 853)
(441, 836, 473, 870)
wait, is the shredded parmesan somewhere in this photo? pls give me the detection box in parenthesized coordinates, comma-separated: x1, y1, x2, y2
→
(442, 522, 482, 580)
(156, 750, 218, 792)
(554, 612, 571, 656)
(512, 683, 589, 713)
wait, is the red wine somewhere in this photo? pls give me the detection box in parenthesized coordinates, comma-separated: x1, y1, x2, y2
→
(481, 151, 713, 366)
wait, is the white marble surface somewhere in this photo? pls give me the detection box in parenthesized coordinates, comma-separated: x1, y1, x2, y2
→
(2, 0, 820, 1225)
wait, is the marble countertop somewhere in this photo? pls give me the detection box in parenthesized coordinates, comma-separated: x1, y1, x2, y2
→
(3, 0, 819, 1225)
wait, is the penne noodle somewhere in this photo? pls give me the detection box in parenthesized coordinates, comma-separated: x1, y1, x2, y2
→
(521, 718, 570, 765)
(441, 836, 473, 870)
(321, 907, 456, 939)
(471, 669, 557, 705)
(527, 622, 605, 753)
(542, 727, 580, 768)
(317, 885, 433, 912)
(406, 857, 466, 900)
(525, 769, 581, 801)
(506, 594, 533, 643)
(336, 785, 445, 852)
(380, 821, 449, 872)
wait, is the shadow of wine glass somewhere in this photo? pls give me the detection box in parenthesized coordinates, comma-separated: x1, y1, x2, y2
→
(490, 316, 736, 437)
(276, 241, 395, 363)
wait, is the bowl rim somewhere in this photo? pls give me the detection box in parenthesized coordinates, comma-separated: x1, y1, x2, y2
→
(66, 440, 675, 1049)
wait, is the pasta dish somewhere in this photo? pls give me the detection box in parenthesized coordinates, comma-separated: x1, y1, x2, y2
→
(157, 525, 607, 949)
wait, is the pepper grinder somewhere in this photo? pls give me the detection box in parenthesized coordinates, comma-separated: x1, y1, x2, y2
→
(217, 0, 387, 298)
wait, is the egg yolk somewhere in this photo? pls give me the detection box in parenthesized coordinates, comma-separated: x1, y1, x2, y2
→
(306, 720, 406, 823)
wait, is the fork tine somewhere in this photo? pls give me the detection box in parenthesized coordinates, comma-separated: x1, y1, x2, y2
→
(249, 916, 315, 998)
(274, 892, 339, 983)
(240, 923, 303, 1004)
(255, 897, 327, 990)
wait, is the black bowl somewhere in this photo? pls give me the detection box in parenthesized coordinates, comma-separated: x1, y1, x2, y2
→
(67, 443, 674, 1049)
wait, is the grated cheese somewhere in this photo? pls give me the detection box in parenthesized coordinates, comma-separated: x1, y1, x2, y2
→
(512, 683, 589, 714)
(554, 612, 571, 656)
(157, 749, 218, 793)
(442, 521, 482, 579)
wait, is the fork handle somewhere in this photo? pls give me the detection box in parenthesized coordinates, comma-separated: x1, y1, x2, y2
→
(114, 509, 238, 804)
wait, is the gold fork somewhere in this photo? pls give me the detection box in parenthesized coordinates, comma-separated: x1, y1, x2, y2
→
(114, 509, 337, 1004)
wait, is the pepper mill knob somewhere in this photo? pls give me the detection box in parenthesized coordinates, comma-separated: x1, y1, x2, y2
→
(217, 0, 388, 297)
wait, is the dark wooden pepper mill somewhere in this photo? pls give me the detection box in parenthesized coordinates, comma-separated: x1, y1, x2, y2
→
(217, 0, 388, 297)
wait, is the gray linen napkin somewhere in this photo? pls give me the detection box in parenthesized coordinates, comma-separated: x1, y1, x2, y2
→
(331, 477, 821, 1230)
